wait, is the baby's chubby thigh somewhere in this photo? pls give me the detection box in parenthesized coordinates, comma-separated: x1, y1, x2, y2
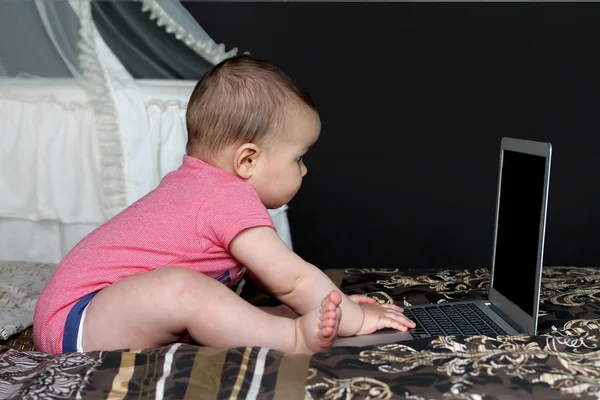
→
(81, 266, 227, 352)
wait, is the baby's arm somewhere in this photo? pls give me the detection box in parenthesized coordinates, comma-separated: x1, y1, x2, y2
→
(230, 226, 363, 336)
(230, 226, 414, 337)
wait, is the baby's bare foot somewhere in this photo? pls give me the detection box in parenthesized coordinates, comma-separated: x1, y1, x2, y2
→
(293, 291, 342, 354)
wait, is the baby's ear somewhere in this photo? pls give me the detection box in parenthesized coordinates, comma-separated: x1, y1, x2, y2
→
(234, 143, 260, 179)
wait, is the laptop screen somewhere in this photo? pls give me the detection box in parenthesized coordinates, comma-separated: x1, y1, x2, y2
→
(491, 150, 547, 317)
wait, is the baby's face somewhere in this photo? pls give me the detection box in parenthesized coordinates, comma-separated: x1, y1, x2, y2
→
(250, 108, 321, 209)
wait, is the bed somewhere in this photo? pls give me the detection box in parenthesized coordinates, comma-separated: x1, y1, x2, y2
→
(2, 78, 599, 399)
(2, 263, 599, 399)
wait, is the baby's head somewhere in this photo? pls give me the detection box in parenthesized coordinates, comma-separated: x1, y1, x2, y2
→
(186, 55, 321, 209)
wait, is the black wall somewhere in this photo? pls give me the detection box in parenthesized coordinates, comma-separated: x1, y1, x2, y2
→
(185, 3, 600, 270)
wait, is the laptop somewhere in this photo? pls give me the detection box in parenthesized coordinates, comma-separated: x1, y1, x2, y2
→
(334, 137, 552, 347)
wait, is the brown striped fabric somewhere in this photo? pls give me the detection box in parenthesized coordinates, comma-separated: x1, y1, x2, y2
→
(107, 350, 137, 399)
(273, 354, 310, 400)
(1, 266, 599, 399)
(183, 347, 228, 399)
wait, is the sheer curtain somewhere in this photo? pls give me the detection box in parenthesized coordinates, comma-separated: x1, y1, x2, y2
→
(0, 0, 80, 78)
(91, 0, 237, 79)
(0, 0, 293, 262)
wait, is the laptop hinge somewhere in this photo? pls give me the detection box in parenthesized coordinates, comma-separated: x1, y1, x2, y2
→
(487, 302, 528, 334)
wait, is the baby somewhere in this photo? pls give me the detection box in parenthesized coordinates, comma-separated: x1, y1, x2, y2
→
(34, 55, 415, 355)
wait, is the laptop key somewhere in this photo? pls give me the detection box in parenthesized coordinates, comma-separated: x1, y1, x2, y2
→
(407, 303, 512, 337)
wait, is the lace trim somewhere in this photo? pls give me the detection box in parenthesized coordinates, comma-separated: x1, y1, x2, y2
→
(136, 0, 237, 65)
(74, 1, 129, 219)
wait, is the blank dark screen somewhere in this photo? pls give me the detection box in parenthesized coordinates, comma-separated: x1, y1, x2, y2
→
(492, 150, 546, 316)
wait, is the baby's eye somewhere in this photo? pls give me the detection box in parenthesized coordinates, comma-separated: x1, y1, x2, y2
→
(296, 156, 304, 163)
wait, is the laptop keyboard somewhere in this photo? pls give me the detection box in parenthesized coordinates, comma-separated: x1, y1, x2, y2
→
(403, 303, 508, 339)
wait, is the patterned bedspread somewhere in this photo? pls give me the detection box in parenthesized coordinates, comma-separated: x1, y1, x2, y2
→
(1, 266, 599, 399)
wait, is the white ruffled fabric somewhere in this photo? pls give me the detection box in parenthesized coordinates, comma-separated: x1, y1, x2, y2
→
(136, 80, 193, 198)
(0, 82, 104, 223)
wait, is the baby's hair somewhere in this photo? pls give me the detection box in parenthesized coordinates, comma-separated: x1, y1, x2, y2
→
(186, 55, 317, 159)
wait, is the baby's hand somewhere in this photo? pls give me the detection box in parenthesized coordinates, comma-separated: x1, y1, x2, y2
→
(356, 302, 416, 335)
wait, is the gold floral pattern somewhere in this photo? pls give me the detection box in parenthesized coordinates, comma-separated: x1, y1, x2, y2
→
(305, 373, 392, 400)
(1, 266, 598, 400)
(359, 335, 547, 379)
(546, 318, 600, 342)
(306, 267, 600, 400)
(534, 321, 600, 398)
(324, 331, 600, 399)
(540, 267, 600, 307)
(366, 267, 600, 308)
(375, 269, 490, 299)
(346, 268, 400, 274)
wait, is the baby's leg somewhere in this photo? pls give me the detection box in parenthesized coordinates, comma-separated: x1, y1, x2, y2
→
(82, 267, 341, 354)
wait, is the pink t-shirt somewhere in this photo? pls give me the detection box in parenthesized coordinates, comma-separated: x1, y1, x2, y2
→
(33, 155, 275, 354)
